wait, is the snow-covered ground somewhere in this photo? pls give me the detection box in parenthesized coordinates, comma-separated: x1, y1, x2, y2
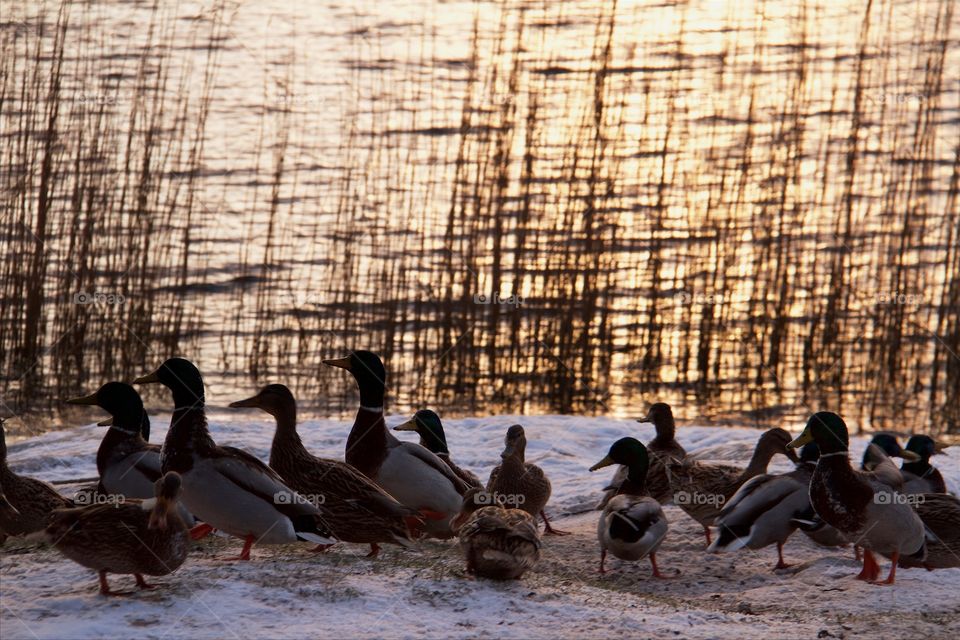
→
(2, 414, 959, 639)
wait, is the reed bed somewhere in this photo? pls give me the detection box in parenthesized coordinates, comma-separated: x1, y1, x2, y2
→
(1, 0, 957, 435)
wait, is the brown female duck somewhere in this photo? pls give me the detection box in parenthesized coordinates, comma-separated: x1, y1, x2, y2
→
(487, 424, 569, 535)
(0, 419, 72, 537)
(230, 384, 422, 557)
(451, 488, 541, 579)
(393, 409, 482, 489)
(46, 472, 189, 596)
(667, 427, 798, 546)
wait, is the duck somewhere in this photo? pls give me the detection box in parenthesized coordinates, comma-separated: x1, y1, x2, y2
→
(487, 424, 569, 535)
(859, 434, 920, 476)
(787, 411, 926, 584)
(324, 351, 468, 538)
(134, 358, 335, 560)
(590, 437, 669, 577)
(667, 427, 798, 546)
(46, 472, 189, 596)
(393, 409, 482, 489)
(0, 418, 73, 537)
(791, 443, 849, 549)
(709, 441, 829, 570)
(66, 383, 165, 500)
(450, 487, 541, 579)
(597, 402, 686, 509)
(229, 384, 422, 557)
(893, 492, 960, 569)
(900, 435, 948, 494)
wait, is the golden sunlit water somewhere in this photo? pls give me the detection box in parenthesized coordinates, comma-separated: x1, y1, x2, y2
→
(1, 0, 958, 435)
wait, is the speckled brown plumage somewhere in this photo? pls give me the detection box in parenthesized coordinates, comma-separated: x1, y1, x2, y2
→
(454, 489, 541, 579)
(0, 422, 72, 537)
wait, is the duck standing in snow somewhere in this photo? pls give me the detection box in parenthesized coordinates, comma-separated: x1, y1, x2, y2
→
(393, 409, 482, 489)
(787, 412, 925, 584)
(597, 402, 686, 509)
(487, 424, 570, 535)
(229, 383, 422, 557)
(667, 427, 798, 546)
(324, 351, 468, 538)
(134, 358, 335, 560)
(900, 435, 949, 495)
(46, 472, 189, 596)
(590, 438, 669, 576)
(0, 419, 72, 537)
(451, 487, 541, 579)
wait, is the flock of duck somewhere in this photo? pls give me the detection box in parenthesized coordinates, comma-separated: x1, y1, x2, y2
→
(0, 350, 957, 596)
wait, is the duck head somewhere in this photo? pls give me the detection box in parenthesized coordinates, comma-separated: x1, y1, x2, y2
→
(788, 411, 849, 454)
(229, 384, 296, 420)
(500, 425, 527, 461)
(861, 434, 920, 468)
(393, 409, 448, 455)
(133, 358, 205, 409)
(590, 437, 650, 475)
(755, 427, 801, 463)
(904, 435, 945, 463)
(323, 350, 386, 408)
(67, 382, 150, 439)
(148, 472, 183, 530)
(638, 402, 676, 440)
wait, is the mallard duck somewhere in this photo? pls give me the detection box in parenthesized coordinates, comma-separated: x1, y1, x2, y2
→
(859, 434, 920, 474)
(134, 358, 335, 560)
(787, 412, 926, 584)
(67, 383, 164, 499)
(900, 436, 948, 494)
(393, 409, 482, 489)
(791, 443, 848, 548)
(0, 419, 73, 537)
(324, 351, 468, 539)
(891, 493, 960, 569)
(590, 438, 669, 577)
(46, 472, 189, 596)
(597, 402, 686, 509)
(229, 384, 421, 557)
(450, 487, 541, 579)
(487, 424, 569, 536)
(667, 427, 798, 546)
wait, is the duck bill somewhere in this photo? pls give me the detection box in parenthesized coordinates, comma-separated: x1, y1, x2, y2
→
(934, 441, 950, 454)
(322, 356, 352, 371)
(228, 395, 260, 409)
(133, 370, 160, 384)
(589, 454, 615, 472)
(899, 450, 921, 462)
(97, 417, 113, 427)
(393, 419, 417, 432)
(787, 428, 812, 450)
(66, 393, 99, 406)
(635, 413, 651, 424)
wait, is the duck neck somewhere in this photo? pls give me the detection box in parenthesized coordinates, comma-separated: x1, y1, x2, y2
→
(420, 428, 449, 455)
(96, 426, 144, 475)
(650, 416, 676, 449)
(741, 441, 779, 479)
(901, 459, 931, 476)
(345, 406, 388, 477)
(617, 462, 649, 496)
(269, 403, 307, 463)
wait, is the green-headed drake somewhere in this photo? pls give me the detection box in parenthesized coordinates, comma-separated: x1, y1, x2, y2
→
(787, 412, 926, 584)
(230, 384, 422, 557)
(597, 402, 686, 509)
(135, 358, 335, 560)
(394, 409, 482, 489)
(324, 351, 468, 539)
(590, 438, 669, 577)
(900, 435, 949, 495)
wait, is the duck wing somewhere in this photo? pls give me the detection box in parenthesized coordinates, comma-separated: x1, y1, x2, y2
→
(213, 446, 324, 519)
(397, 441, 470, 494)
